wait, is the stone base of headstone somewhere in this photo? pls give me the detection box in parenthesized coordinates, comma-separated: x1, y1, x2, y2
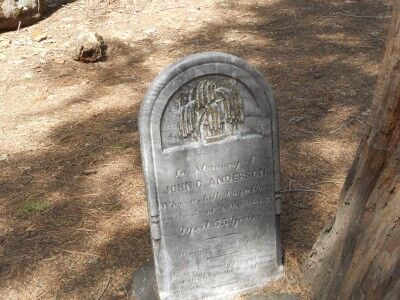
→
(131, 262, 289, 300)
(131, 260, 159, 300)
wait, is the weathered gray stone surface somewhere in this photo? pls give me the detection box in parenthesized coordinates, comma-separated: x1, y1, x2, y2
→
(139, 52, 283, 300)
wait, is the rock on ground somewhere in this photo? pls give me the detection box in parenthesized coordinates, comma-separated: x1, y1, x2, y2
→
(72, 32, 106, 62)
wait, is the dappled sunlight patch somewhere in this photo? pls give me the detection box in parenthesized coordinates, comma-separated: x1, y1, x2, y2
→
(315, 32, 366, 47)
(342, 55, 382, 77)
(222, 30, 273, 47)
(321, 104, 368, 136)
(298, 139, 356, 164)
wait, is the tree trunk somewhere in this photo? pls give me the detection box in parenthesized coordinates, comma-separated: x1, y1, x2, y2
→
(304, 2, 400, 299)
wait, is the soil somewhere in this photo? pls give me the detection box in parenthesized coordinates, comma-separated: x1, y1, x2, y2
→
(0, 0, 391, 299)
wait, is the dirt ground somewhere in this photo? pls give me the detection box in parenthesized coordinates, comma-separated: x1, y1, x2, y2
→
(0, 0, 391, 299)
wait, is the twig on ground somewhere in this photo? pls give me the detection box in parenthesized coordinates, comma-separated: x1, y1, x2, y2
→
(75, 227, 96, 232)
(331, 116, 367, 133)
(334, 13, 391, 19)
(96, 275, 111, 300)
(291, 203, 308, 209)
(55, 247, 102, 258)
(282, 188, 329, 196)
(356, 118, 367, 128)
(67, 193, 100, 199)
(42, 256, 58, 262)
(283, 181, 328, 195)
(307, 111, 326, 117)
(330, 123, 348, 133)
(233, 26, 295, 33)
(156, 6, 185, 13)
(289, 116, 306, 124)
(135, 0, 151, 13)
(269, 25, 296, 31)
(371, 34, 386, 43)
(312, 180, 343, 186)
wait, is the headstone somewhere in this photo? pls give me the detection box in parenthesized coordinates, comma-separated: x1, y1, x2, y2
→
(138, 52, 283, 300)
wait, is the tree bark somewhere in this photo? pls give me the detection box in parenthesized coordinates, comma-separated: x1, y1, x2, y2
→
(304, 2, 400, 299)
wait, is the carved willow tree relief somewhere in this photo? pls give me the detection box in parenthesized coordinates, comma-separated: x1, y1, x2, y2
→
(160, 75, 266, 150)
(177, 79, 244, 143)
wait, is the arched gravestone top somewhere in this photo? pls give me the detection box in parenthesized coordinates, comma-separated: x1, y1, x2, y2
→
(139, 52, 283, 300)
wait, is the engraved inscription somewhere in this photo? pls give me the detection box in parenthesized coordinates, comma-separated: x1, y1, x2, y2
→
(155, 145, 278, 299)
(178, 213, 267, 237)
(164, 166, 272, 195)
(178, 79, 244, 142)
(154, 139, 279, 296)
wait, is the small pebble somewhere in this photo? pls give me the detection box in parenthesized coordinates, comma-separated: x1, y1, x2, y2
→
(0, 154, 9, 161)
(54, 58, 66, 64)
(72, 31, 105, 62)
(82, 169, 97, 175)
